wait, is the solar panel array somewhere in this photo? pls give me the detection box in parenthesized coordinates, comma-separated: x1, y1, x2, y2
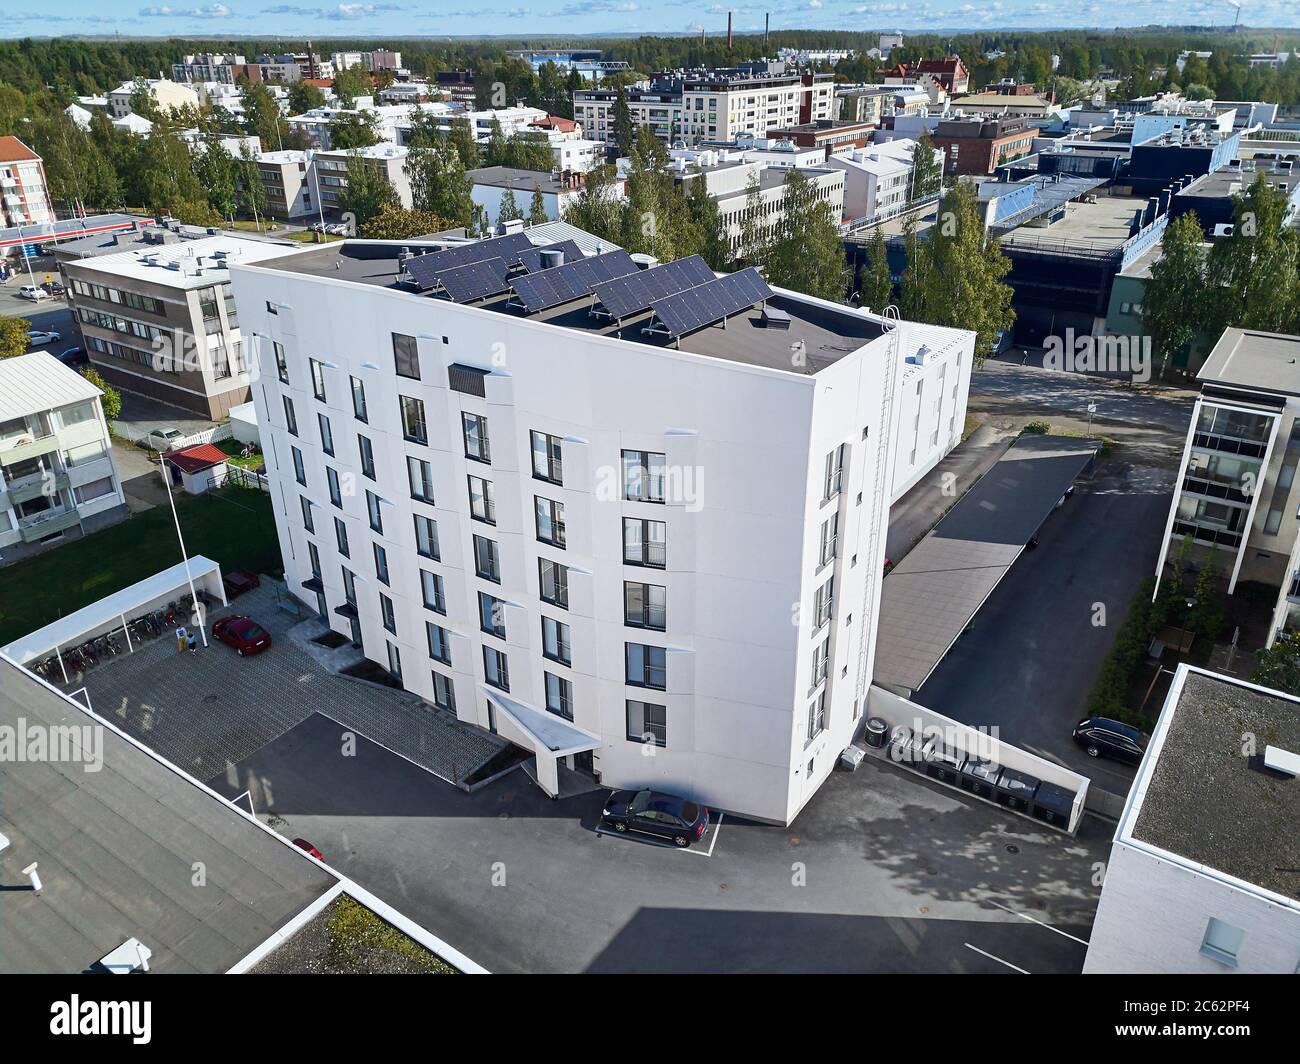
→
(510, 249, 639, 314)
(590, 254, 716, 321)
(649, 267, 774, 340)
(405, 232, 535, 291)
(437, 258, 512, 303)
(517, 239, 583, 274)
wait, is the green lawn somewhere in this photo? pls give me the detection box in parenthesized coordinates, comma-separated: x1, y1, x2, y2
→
(215, 438, 265, 470)
(0, 487, 283, 646)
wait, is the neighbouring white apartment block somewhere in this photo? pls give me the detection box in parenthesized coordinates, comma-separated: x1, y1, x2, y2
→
(313, 144, 413, 213)
(1085, 665, 1300, 973)
(0, 136, 55, 237)
(0, 352, 129, 564)
(256, 150, 316, 220)
(229, 230, 974, 823)
(107, 79, 201, 119)
(828, 139, 939, 226)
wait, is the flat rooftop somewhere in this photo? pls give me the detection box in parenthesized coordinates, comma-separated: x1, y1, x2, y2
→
(1179, 163, 1296, 200)
(63, 233, 296, 289)
(252, 239, 900, 376)
(998, 193, 1146, 255)
(1131, 668, 1300, 903)
(1197, 327, 1300, 397)
(0, 657, 338, 973)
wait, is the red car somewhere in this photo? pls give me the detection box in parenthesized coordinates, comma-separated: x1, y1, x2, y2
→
(223, 569, 260, 599)
(212, 615, 273, 656)
(293, 838, 324, 860)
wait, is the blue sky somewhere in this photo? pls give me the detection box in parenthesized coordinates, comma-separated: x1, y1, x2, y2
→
(0, 0, 1297, 40)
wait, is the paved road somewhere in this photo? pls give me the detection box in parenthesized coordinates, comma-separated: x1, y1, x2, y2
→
(213, 712, 1107, 975)
(1, 276, 76, 356)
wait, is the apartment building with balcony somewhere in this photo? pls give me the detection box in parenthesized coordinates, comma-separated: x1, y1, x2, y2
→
(312, 145, 414, 215)
(60, 230, 294, 418)
(0, 137, 55, 241)
(0, 353, 128, 564)
(228, 232, 973, 823)
(1155, 329, 1300, 633)
(255, 150, 316, 220)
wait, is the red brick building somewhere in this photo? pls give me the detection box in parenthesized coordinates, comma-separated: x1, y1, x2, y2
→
(929, 116, 1037, 176)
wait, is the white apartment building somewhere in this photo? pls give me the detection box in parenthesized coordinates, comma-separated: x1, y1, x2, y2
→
(575, 72, 835, 148)
(1085, 665, 1300, 973)
(256, 150, 316, 220)
(313, 144, 413, 214)
(551, 138, 606, 174)
(0, 353, 128, 564)
(1154, 329, 1300, 640)
(0, 136, 54, 236)
(106, 79, 200, 119)
(229, 233, 974, 823)
(829, 139, 940, 226)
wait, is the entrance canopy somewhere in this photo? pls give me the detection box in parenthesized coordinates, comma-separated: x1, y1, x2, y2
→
(1, 556, 226, 665)
(481, 686, 600, 798)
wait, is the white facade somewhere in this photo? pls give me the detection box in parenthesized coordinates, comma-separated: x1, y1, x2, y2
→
(0, 353, 127, 562)
(256, 150, 315, 220)
(107, 79, 200, 119)
(313, 145, 413, 213)
(550, 139, 605, 173)
(828, 139, 939, 226)
(0, 138, 54, 231)
(230, 239, 973, 823)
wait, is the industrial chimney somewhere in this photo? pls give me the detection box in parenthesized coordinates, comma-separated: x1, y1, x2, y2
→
(765, 12, 770, 49)
(727, 11, 733, 49)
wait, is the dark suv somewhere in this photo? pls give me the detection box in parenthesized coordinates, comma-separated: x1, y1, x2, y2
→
(601, 789, 709, 847)
(1072, 717, 1149, 766)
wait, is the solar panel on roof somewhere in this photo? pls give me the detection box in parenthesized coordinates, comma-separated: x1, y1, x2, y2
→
(510, 249, 639, 314)
(649, 267, 773, 340)
(591, 254, 716, 320)
(405, 251, 445, 292)
(437, 257, 511, 303)
(518, 239, 583, 273)
(409, 232, 534, 286)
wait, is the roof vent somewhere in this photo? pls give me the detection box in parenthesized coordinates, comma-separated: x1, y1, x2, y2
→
(1264, 745, 1300, 778)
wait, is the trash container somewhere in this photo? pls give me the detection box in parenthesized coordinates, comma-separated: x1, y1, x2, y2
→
(994, 767, 1039, 812)
(960, 758, 1001, 799)
(888, 725, 929, 766)
(923, 742, 964, 785)
(865, 717, 889, 749)
(1030, 781, 1075, 829)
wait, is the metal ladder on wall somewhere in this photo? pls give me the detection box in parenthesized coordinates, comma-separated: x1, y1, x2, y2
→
(853, 304, 902, 720)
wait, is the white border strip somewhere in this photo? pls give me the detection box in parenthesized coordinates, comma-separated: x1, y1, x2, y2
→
(226, 882, 345, 973)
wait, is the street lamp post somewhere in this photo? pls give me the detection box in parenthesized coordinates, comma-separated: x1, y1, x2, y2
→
(156, 452, 209, 647)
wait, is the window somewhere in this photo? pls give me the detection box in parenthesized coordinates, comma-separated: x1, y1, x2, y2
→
(539, 558, 569, 609)
(542, 616, 571, 665)
(819, 512, 839, 566)
(292, 445, 307, 486)
(474, 535, 500, 582)
(351, 376, 368, 422)
(483, 646, 510, 691)
(300, 495, 314, 533)
(427, 621, 451, 665)
(813, 576, 834, 629)
(462, 412, 491, 463)
(334, 516, 350, 558)
(309, 358, 327, 402)
(811, 639, 829, 687)
(432, 670, 456, 711)
(624, 581, 666, 630)
(307, 541, 322, 578)
(807, 690, 826, 743)
(318, 412, 334, 456)
(366, 490, 383, 534)
(407, 456, 435, 503)
(327, 466, 342, 507)
(374, 542, 390, 585)
(74, 477, 115, 504)
(545, 672, 573, 721)
(386, 640, 402, 680)
(274, 340, 288, 383)
(421, 569, 446, 614)
(623, 517, 666, 568)
(622, 449, 666, 503)
(479, 592, 507, 638)
(535, 496, 566, 548)
(626, 642, 666, 690)
(626, 699, 666, 747)
(468, 475, 495, 524)
(379, 591, 396, 633)
(358, 435, 375, 480)
(342, 567, 357, 605)
(824, 443, 847, 500)
(531, 430, 563, 483)
(414, 514, 440, 560)
(283, 395, 298, 436)
(393, 332, 421, 379)
(400, 395, 427, 445)
(1200, 919, 1244, 966)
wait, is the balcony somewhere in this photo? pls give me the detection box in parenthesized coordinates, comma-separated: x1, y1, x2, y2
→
(1172, 518, 1243, 550)
(4, 470, 70, 507)
(1289, 572, 1300, 601)
(0, 434, 60, 467)
(1191, 430, 1268, 460)
(1180, 472, 1252, 506)
(18, 507, 81, 543)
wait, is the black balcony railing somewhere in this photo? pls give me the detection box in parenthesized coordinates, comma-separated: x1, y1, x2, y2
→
(1172, 519, 1243, 550)
(1192, 431, 1268, 459)
(1181, 474, 1252, 506)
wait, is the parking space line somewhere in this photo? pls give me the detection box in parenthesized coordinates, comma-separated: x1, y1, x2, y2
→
(680, 812, 725, 858)
(987, 899, 1089, 946)
(964, 943, 1029, 974)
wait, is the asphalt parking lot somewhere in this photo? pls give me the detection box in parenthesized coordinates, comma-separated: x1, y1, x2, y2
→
(916, 452, 1176, 795)
(210, 712, 1107, 974)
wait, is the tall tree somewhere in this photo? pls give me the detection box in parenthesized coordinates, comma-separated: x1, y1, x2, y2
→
(528, 185, 549, 226)
(910, 134, 943, 202)
(859, 226, 894, 314)
(560, 163, 623, 244)
(683, 175, 732, 270)
(405, 138, 474, 226)
(612, 87, 636, 156)
(1143, 211, 1208, 375)
(333, 64, 372, 109)
(497, 186, 522, 225)
(763, 167, 848, 303)
(287, 81, 326, 115)
(1204, 178, 1300, 339)
(328, 111, 380, 151)
(335, 152, 399, 226)
(737, 173, 770, 269)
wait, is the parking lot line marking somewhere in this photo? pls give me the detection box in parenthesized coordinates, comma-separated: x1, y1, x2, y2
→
(987, 900, 1089, 946)
(680, 812, 725, 857)
(964, 943, 1029, 974)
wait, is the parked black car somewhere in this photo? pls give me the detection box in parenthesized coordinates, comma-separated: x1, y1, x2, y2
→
(600, 789, 709, 847)
(1072, 717, 1149, 765)
(56, 346, 87, 367)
